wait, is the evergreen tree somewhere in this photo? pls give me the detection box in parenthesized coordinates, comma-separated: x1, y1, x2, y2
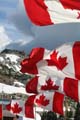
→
(41, 111, 57, 120)
(74, 102, 80, 120)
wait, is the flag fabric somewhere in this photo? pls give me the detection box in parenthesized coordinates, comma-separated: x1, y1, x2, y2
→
(6, 99, 34, 119)
(26, 75, 62, 94)
(20, 41, 80, 116)
(23, 0, 80, 26)
(25, 95, 36, 118)
(52, 41, 80, 80)
(20, 47, 52, 75)
(20, 41, 80, 80)
(0, 105, 2, 119)
(20, 46, 68, 76)
(26, 75, 80, 102)
(26, 92, 64, 115)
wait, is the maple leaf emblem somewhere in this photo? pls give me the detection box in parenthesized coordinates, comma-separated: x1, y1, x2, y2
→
(60, 0, 80, 10)
(11, 103, 22, 114)
(41, 78, 59, 91)
(35, 94, 49, 106)
(6, 104, 11, 111)
(49, 50, 68, 70)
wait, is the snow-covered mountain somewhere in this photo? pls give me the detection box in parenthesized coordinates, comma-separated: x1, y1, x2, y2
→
(0, 49, 25, 72)
(0, 49, 30, 85)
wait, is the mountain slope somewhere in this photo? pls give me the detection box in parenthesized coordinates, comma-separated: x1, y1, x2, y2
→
(0, 49, 31, 85)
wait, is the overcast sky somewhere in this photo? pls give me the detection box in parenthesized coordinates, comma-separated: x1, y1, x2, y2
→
(0, 0, 80, 54)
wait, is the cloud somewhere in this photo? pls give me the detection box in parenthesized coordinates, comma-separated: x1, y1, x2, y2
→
(9, 0, 34, 37)
(0, 26, 12, 51)
(7, 36, 34, 52)
(0, 22, 33, 52)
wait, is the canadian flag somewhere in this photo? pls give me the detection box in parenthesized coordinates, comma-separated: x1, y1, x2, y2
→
(53, 41, 80, 80)
(6, 99, 35, 119)
(20, 47, 52, 75)
(26, 75, 61, 94)
(20, 46, 68, 77)
(21, 41, 80, 80)
(26, 75, 80, 102)
(0, 105, 2, 119)
(26, 92, 64, 115)
(23, 0, 80, 26)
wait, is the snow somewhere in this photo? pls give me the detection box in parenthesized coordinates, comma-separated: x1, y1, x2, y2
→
(0, 83, 34, 96)
(0, 53, 21, 72)
(13, 81, 25, 87)
(0, 56, 4, 62)
(0, 83, 26, 95)
(5, 54, 20, 63)
(13, 64, 21, 72)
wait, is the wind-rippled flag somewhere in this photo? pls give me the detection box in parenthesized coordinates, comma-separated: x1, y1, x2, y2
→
(26, 75, 80, 102)
(26, 92, 65, 115)
(6, 99, 35, 119)
(20, 41, 80, 80)
(23, 0, 80, 26)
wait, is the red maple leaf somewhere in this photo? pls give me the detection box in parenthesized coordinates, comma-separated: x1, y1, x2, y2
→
(11, 103, 22, 114)
(41, 78, 59, 91)
(60, 0, 80, 10)
(49, 50, 68, 70)
(35, 94, 49, 106)
(6, 104, 11, 111)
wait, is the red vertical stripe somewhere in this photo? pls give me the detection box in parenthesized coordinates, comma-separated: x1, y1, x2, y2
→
(20, 63, 38, 74)
(0, 105, 2, 119)
(26, 76, 38, 94)
(29, 47, 45, 63)
(53, 92, 64, 115)
(21, 48, 45, 67)
(24, 0, 53, 26)
(29, 48, 45, 62)
(64, 77, 78, 102)
(73, 41, 80, 80)
(25, 105, 34, 118)
(25, 95, 36, 118)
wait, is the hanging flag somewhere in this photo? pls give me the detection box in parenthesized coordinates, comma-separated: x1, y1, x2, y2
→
(26, 91, 64, 115)
(51, 41, 80, 80)
(20, 47, 51, 74)
(26, 75, 80, 102)
(23, 0, 80, 26)
(20, 46, 67, 77)
(25, 95, 36, 118)
(26, 75, 61, 94)
(6, 99, 34, 119)
(20, 41, 80, 80)
(0, 105, 2, 119)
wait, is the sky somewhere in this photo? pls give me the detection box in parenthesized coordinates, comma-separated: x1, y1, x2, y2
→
(0, 0, 80, 54)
